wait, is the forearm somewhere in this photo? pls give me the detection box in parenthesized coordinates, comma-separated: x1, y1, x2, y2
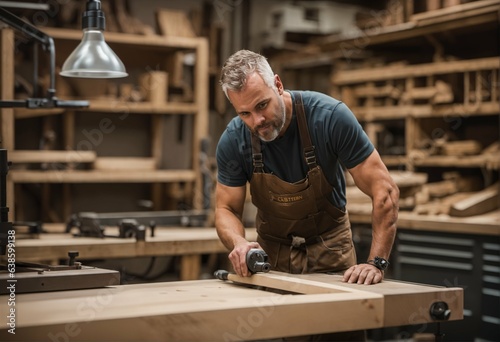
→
(369, 186, 399, 260)
(215, 207, 248, 250)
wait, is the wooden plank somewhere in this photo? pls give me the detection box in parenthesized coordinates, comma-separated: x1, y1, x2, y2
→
(387, 171, 428, 187)
(412, 0, 500, 23)
(9, 169, 196, 183)
(0, 28, 14, 151)
(14, 108, 65, 119)
(156, 9, 196, 38)
(353, 102, 499, 121)
(1, 28, 15, 221)
(402, 81, 453, 103)
(413, 192, 471, 216)
(348, 205, 500, 236)
(93, 157, 157, 170)
(9, 150, 96, 163)
(412, 154, 497, 168)
(192, 38, 210, 209)
(318, 5, 498, 51)
(151, 116, 163, 169)
(42, 28, 204, 50)
(450, 184, 500, 217)
(332, 57, 500, 84)
(441, 140, 482, 156)
(227, 272, 365, 295)
(86, 100, 198, 114)
(381, 155, 408, 167)
(353, 84, 401, 98)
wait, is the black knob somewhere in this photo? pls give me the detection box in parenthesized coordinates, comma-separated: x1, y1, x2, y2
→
(430, 302, 451, 321)
(68, 251, 79, 266)
(149, 220, 156, 237)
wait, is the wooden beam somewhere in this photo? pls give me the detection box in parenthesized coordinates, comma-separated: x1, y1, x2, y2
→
(227, 272, 359, 295)
(156, 9, 196, 38)
(412, 0, 500, 23)
(9, 170, 196, 183)
(352, 102, 499, 121)
(93, 157, 157, 170)
(9, 150, 96, 163)
(42, 27, 204, 50)
(332, 57, 499, 85)
(441, 140, 482, 156)
(450, 183, 500, 217)
(192, 38, 209, 209)
(1, 28, 15, 221)
(0, 28, 14, 151)
(318, 1, 499, 51)
(86, 100, 198, 114)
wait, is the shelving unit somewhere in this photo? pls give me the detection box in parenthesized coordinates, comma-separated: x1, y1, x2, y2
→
(326, 2, 499, 341)
(269, 1, 499, 340)
(0, 26, 209, 222)
(331, 56, 499, 169)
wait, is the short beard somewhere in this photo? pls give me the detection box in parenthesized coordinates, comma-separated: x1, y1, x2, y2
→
(258, 94, 286, 142)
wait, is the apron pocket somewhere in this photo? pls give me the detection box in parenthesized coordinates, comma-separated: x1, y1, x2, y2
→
(307, 238, 356, 273)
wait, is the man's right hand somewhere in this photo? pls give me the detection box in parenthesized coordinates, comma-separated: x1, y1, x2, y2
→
(229, 241, 262, 277)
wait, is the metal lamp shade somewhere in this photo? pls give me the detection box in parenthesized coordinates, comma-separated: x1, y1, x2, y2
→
(60, 29, 127, 78)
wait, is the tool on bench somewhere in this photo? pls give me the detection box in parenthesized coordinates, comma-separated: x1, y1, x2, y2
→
(214, 248, 271, 280)
(66, 212, 156, 241)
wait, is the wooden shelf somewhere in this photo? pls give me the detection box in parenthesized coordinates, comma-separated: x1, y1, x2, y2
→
(348, 203, 500, 236)
(9, 150, 96, 163)
(14, 108, 65, 119)
(9, 169, 196, 183)
(332, 57, 499, 85)
(13, 98, 198, 119)
(42, 28, 205, 50)
(86, 100, 198, 114)
(354, 102, 499, 121)
(317, 0, 500, 51)
(411, 155, 499, 169)
(380, 155, 408, 167)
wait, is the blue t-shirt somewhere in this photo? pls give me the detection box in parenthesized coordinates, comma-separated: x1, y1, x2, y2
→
(216, 90, 374, 208)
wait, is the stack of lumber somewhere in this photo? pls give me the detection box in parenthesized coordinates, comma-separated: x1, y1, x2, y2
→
(413, 172, 499, 217)
(347, 171, 499, 218)
(449, 183, 500, 217)
(346, 171, 428, 210)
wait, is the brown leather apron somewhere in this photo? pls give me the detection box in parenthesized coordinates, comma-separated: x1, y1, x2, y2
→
(250, 92, 357, 274)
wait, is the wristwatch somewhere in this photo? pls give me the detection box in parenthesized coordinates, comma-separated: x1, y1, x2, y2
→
(366, 256, 389, 271)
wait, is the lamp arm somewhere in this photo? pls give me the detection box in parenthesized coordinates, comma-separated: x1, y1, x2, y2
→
(0, 7, 56, 97)
(0, 7, 88, 109)
(47, 36, 56, 99)
(0, 7, 51, 46)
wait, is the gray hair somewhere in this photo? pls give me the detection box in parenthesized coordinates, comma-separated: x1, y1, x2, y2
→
(219, 50, 276, 98)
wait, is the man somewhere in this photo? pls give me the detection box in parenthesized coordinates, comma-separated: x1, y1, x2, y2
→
(215, 50, 399, 286)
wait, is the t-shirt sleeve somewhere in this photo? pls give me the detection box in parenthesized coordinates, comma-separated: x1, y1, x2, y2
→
(216, 130, 249, 187)
(330, 102, 374, 169)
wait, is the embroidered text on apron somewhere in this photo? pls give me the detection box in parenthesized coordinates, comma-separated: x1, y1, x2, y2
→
(249, 92, 356, 274)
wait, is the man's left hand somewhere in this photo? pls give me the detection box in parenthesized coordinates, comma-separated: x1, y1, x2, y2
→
(342, 264, 383, 285)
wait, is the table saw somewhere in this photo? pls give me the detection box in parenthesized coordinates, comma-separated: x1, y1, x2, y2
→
(0, 271, 463, 341)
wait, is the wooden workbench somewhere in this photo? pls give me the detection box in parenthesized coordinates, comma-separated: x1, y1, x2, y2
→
(0, 272, 463, 341)
(2, 227, 257, 280)
(348, 206, 500, 236)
